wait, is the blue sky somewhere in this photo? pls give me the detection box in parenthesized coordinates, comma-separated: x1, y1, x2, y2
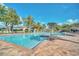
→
(3, 3, 79, 24)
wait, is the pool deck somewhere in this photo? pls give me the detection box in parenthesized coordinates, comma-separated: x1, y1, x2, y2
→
(0, 40, 32, 56)
(32, 33, 79, 56)
(0, 33, 79, 56)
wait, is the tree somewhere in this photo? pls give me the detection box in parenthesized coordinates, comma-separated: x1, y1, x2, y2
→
(36, 22, 42, 32)
(26, 15, 34, 26)
(71, 23, 79, 27)
(47, 22, 57, 28)
(0, 4, 7, 21)
(7, 8, 19, 31)
(0, 4, 7, 16)
(0, 5, 19, 32)
(60, 24, 72, 32)
(47, 22, 57, 32)
(41, 24, 46, 32)
(25, 15, 35, 32)
(0, 4, 9, 31)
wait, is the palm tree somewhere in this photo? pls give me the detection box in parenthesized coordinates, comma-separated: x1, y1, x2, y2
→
(71, 23, 79, 27)
(0, 6, 19, 32)
(27, 16, 34, 26)
(61, 24, 72, 32)
(0, 4, 7, 21)
(0, 4, 9, 32)
(36, 22, 42, 32)
(6, 8, 19, 32)
(0, 4, 7, 16)
(25, 15, 35, 32)
(41, 24, 46, 32)
(47, 22, 57, 32)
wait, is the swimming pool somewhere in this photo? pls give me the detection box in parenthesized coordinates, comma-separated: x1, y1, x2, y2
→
(0, 34, 47, 49)
(0, 32, 64, 49)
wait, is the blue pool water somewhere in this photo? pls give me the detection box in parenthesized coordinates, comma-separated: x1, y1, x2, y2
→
(0, 34, 47, 49)
(0, 32, 64, 49)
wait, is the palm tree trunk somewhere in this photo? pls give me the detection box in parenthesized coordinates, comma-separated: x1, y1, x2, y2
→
(10, 24, 13, 32)
(5, 22, 9, 32)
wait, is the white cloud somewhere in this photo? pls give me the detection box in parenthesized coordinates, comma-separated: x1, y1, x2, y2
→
(66, 19, 79, 24)
(57, 23, 63, 26)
